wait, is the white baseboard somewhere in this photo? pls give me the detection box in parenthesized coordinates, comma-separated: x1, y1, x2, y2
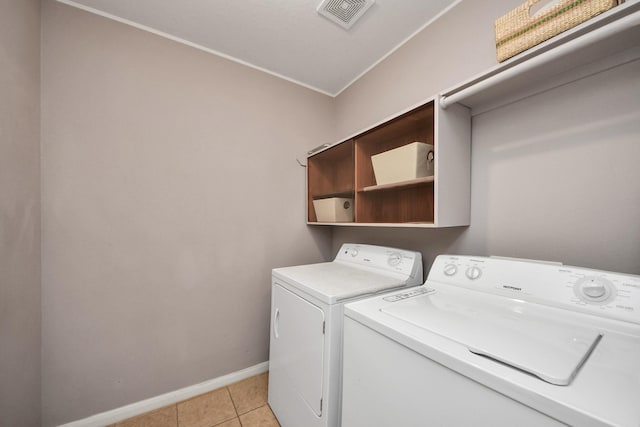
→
(58, 361, 269, 427)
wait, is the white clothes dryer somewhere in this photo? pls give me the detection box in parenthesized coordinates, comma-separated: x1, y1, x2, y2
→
(268, 243, 423, 427)
(342, 255, 640, 427)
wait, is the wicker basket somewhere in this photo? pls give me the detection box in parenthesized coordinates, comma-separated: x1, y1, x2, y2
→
(495, 0, 618, 62)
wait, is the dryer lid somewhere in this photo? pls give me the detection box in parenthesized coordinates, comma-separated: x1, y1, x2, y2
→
(381, 286, 602, 386)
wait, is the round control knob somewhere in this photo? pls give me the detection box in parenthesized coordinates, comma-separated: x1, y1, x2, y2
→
(388, 252, 402, 267)
(350, 249, 359, 257)
(574, 276, 616, 304)
(465, 266, 482, 280)
(443, 264, 458, 276)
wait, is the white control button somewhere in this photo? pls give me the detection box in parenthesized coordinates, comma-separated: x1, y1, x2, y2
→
(443, 264, 458, 276)
(466, 266, 482, 280)
(350, 249, 358, 257)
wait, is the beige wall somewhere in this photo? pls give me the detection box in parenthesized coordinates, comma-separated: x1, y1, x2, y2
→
(0, 0, 42, 426)
(331, 0, 640, 275)
(41, 1, 333, 425)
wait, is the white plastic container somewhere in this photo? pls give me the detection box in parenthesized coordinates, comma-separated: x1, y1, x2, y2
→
(371, 142, 434, 185)
(313, 198, 354, 222)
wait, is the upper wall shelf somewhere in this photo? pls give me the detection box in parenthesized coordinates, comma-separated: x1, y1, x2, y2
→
(306, 99, 470, 228)
(440, 1, 640, 114)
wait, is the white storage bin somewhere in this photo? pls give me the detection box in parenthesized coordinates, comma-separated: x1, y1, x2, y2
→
(371, 142, 434, 185)
(313, 197, 354, 222)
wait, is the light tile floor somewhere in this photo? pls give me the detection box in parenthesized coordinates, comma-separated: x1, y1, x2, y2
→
(108, 372, 279, 427)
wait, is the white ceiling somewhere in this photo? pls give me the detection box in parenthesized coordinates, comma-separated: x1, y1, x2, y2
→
(57, 0, 460, 96)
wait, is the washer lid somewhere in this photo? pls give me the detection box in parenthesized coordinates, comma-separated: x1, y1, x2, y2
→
(381, 287, 602, 386)
(273, 262, 405, 304)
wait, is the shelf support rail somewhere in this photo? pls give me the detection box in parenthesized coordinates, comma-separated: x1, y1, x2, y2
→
(439, 10, 640, 109)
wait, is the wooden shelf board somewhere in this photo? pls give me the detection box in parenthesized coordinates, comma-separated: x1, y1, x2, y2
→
(308, 221, 440, 228)
(311, 190, 355, 200)
(360, 176, 435, 192)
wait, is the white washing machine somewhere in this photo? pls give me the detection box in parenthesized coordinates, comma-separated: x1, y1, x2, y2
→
(268, 243, 423, 427)
(342, 255, 640, 427)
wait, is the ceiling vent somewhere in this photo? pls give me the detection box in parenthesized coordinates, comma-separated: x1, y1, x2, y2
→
(317, 0, 375, 30)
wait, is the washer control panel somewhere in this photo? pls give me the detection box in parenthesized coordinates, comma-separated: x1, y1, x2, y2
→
(430, 255, 640, 325)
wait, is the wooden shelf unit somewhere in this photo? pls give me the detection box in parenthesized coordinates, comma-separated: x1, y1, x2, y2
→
(307, 99, 470, 227)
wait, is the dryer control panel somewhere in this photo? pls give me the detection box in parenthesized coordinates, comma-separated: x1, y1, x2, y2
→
(335, 243, 423, 280)
(428, 255, 640, 325)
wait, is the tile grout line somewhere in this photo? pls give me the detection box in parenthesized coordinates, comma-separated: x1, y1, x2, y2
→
(226, 385, 243, 417)
(225, 386, 240, 417)
(224, 386, 240, 426)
